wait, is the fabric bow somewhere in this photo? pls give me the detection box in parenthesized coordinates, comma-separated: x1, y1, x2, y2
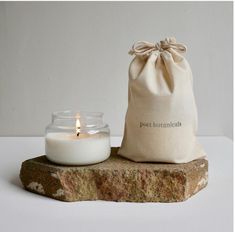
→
(129, 37, 187, 56)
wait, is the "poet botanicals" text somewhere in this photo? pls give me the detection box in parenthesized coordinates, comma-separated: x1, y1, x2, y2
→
(140, 121, 182, 128)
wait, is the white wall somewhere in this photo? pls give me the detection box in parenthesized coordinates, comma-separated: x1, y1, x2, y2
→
(0, 2, 233, 138)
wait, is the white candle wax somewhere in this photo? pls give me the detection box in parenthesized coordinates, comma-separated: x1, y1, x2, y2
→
(45, 132, 110, 165)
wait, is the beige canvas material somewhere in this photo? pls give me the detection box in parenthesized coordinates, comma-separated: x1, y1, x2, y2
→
(118, 37, 206, 163)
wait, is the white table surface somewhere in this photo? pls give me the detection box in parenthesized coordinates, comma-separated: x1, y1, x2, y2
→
(0, 136, 232, 232)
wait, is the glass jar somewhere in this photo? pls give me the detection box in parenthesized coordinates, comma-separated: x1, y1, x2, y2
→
(45, 110, 110, 165)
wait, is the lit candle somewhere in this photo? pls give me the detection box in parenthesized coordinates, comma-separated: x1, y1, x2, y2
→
(45, 112, 111, 165)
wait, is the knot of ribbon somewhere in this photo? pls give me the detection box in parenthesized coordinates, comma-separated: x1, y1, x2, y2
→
(129, 37, 187, 56)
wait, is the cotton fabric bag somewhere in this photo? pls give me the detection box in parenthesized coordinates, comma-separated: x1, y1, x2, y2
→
(118, 37, 206, 163)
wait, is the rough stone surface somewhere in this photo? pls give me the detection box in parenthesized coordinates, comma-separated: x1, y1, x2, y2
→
(20, 147, 208, 202)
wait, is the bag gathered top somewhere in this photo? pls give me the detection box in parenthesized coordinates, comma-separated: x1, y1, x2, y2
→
(118, 37, 206, 163)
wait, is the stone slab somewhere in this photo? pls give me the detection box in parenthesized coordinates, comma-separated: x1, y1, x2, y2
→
(20, 147, 208, 202)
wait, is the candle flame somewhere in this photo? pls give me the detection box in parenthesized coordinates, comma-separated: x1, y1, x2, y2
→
(76, 119, 80, 137)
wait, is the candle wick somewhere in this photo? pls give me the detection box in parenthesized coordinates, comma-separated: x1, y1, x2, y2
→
(77, 127, 80, 137)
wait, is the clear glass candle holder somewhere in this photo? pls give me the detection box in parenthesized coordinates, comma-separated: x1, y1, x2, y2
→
(45, 110, 111, 165)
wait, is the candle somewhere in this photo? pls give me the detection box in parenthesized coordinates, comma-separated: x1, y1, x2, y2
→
(45, 111, 111, 165)
(46, 132, 110, 165)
